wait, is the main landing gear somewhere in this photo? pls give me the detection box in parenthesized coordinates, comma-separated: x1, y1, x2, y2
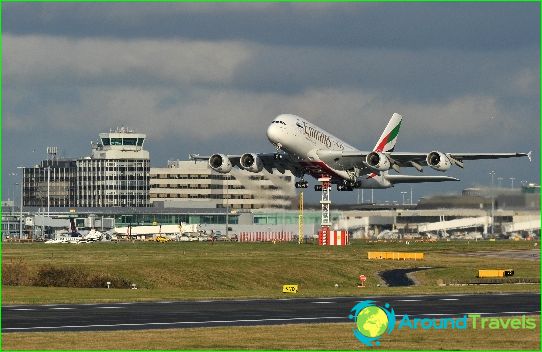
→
(336, 181, 362, 192)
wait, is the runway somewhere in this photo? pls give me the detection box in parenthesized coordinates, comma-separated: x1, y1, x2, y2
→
(3, 293, 539, 332)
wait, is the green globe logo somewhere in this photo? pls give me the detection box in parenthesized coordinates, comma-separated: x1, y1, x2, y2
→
(349, 300, 396, 346)
(356, 306, 389, 337)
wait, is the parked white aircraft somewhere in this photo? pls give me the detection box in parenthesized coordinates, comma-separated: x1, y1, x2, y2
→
(191, 113, 530, 191)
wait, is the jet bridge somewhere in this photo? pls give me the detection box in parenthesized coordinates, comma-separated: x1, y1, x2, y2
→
(417, 216, 492, 233)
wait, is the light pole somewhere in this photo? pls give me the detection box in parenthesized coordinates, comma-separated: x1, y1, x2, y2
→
(497, 177, 503, 188)
(225, 175, 229, 238)
(488, 170, 495, 236)
(47, 166, 51, 217)
(509, 177, 515, 189)
(17, 166, 25, 241)
(401, 191, 407, 205)
(10, 173, 17, 202)
(489, 170, 495, 188)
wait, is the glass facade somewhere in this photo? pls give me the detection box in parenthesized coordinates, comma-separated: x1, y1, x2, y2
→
(77, 158, 150, 207)
(23, 160, 77, 207)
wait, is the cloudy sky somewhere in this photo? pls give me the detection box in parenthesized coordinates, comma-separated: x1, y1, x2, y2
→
(3, 2, 539, 205)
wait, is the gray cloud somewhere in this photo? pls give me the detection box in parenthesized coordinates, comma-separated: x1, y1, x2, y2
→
(2, 2, 539, 204)
(4, 2, 538, 50)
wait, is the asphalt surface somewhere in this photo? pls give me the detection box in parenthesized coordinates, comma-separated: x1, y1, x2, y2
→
(3, 293, 540, 332)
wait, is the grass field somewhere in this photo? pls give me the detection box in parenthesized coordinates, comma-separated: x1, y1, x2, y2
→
(3, 318, 540, 350)
(2, 240, 539, 304)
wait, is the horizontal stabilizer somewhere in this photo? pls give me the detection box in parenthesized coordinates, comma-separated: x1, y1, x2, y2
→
(385, 174, 459, 184)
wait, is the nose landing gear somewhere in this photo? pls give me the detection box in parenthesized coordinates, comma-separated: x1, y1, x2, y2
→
(295, 180, 308, 189)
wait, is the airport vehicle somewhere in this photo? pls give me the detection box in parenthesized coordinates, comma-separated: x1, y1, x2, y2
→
(155, 235, 170, 243)
(191, 113, 530, 191)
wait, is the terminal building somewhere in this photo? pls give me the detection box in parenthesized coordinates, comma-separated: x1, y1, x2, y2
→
(150, 160, 295, 210)
(20, 128, 295, 210)
(22, 128, 151, 208)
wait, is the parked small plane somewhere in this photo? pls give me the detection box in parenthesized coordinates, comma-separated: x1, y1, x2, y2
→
(191, 113, 531, 191)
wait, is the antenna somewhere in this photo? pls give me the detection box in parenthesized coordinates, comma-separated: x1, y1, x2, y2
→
(46, 146, 58, 160)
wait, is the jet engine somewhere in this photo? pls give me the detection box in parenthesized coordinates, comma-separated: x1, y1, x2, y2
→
(426, 151, 451, 171)
(208, 154, 232, 173)
(240, 153, 263, 173)
(365, 151, 391, 171)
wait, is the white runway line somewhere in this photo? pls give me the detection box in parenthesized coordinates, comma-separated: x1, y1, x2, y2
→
(311, 301, 335, 304)
(3, 316, 346, 331)
(50, 307, 76, 310)
(95, 306, 126, 309)
(10, 308, 36, 311)
(396, 299, 422, 302)
(439, 298, 459, 301)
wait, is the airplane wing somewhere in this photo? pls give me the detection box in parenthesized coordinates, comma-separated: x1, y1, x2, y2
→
(385, 174, 459, 184)
(189, 153, 305, 175)
(317, 150, 531, 172)
(388, 151, 531, 163)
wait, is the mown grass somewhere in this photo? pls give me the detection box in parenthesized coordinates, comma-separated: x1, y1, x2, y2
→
(2, 240, 539, 304)
(3, 318, 540, 350)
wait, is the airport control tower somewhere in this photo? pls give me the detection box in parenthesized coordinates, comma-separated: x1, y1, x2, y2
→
(79, 127, 151, 207)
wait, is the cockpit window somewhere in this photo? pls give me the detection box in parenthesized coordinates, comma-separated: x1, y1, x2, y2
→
(272, 120, 287, 125)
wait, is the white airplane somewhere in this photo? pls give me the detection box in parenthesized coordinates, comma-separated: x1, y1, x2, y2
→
(191, 113, 531, 191)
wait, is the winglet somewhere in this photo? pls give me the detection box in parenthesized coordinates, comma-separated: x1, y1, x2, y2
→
(527, 151, 532, 162)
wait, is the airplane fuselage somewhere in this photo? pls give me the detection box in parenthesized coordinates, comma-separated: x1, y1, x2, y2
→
(266, 114, 390, 187)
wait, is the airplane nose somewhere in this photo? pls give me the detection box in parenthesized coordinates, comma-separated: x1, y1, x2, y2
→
(267, 123, 279, 144)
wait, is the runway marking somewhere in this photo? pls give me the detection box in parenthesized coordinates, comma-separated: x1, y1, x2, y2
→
(396, 299, 422, 302)
(10, 308, 36, 311)
(95, 306, 126, 309)
(50, 308, 75, 310)
(117, 302, 135, 305)
(311, 301, 335, 304)
(156, 301, 173, 304)
(501, 311, 529, 314)
(2, 316, 347, 332)
(439, 298, 459, 301)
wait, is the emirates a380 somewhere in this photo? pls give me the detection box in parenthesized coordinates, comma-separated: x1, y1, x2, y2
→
(191, 113, 531, 191)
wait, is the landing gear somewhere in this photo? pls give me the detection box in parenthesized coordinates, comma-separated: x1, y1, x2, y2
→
(336, 180, 361, 191)
(295, 180, 308, 189)
(337, 184, 354, 192)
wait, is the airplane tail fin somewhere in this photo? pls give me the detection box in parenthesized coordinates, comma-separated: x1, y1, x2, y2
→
(373, 113, 402, 152)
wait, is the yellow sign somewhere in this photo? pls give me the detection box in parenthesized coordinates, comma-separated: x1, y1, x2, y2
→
(282, 284, 298, 293)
